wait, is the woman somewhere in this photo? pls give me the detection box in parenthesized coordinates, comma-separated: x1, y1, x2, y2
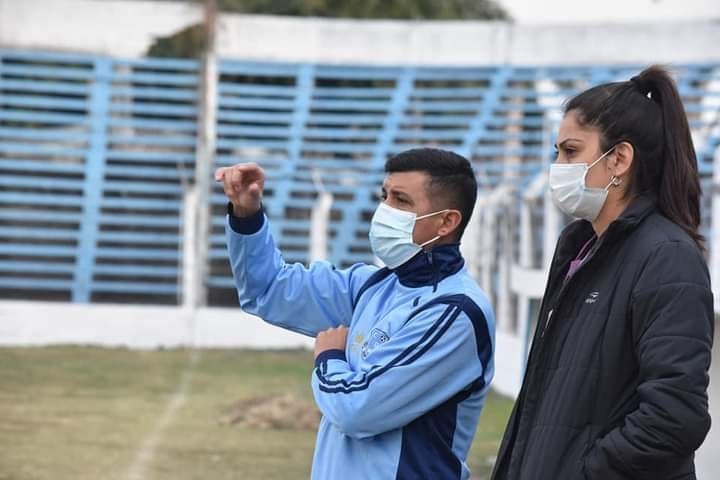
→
(492, 66, 714, 480)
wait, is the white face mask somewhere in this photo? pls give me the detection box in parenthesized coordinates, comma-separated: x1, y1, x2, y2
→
(369, 202, 448, 269)
(549, 147, 618, 221)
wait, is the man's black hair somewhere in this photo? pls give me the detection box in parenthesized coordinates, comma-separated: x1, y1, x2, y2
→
(385, 148, 478, 240)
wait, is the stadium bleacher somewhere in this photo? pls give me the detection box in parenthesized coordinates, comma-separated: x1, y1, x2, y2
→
(1, 49, 718, 305)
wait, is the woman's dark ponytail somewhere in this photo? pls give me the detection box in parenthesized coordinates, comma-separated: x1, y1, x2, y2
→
(631, 66, 703, 248)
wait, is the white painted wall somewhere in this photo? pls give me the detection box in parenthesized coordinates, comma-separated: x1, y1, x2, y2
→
(2, 0, 720, 65)
(0, 301, 313, 349)
(0, 0, 202, 58)
(493, 330, 526, 397)
(218, 16, 720, 66)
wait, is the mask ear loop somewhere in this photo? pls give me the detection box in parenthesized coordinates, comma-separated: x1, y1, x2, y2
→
(419, 235, 441, 248)
(605, 146, 623, 190)
(416, 209, 452, 248)
(583, 146, 616, 186)
(588, 146, 616, 170)
(603, 175, 622, 192)
(415, 208, 450, 221)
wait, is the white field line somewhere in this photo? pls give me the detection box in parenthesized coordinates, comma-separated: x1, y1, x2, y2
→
(125, 349, 201, 480)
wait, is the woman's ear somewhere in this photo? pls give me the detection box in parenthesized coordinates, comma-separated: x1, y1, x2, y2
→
(612, 141, 634, 179)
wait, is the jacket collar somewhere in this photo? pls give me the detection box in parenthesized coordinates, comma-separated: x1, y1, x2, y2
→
(392, 243, 465, 288)
(604, 194, 658, 240)
(556, 194, 658, 265)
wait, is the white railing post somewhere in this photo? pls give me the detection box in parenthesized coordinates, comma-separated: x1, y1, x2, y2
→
(192, 1, 218, 309)
(712, 146, 720, 312)
(480, 195, 496, 299)
(496, 188, 512, 333)
(460, 192, 484, 279)
(310, 193, 333, 263)
(182, 187, 198, 310)
(514, 199, 532, 338)
(309, 169, 332, 263)
(543, 182, 561, 268)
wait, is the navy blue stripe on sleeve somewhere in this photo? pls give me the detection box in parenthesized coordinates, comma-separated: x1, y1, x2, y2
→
(316, 305, 461, 394)
(315, 304, 455, 390)
(315, 349, 346, 368)
(414, 294, 493, 370)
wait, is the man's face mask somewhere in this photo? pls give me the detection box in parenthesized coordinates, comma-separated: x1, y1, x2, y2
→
(369, 202, 448, 269)
(549, 147, 619, 221)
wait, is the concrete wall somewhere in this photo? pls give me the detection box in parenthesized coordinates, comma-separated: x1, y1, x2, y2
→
(217, 16, 720, 66)
(0, 301, 313, 349)
(0, 0, 202, 58)
(492, 330, 526, 397)
(2, 0, 720, 65)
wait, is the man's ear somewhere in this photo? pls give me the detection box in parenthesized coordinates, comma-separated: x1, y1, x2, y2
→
(438, 210, 462, 238)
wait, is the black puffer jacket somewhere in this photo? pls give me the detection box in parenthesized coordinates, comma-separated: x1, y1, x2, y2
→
(492, 196, 714, 480)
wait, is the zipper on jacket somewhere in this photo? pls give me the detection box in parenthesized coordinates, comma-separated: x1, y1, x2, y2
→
(541, 309, 554, 338)
(427, 250, 439, 292)
(540, 235, 605, 338)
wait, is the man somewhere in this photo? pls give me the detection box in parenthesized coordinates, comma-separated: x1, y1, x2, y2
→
(216, 148, 495, 479)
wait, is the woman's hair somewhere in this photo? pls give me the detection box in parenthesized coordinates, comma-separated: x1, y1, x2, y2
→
(564, 65, 703, 248)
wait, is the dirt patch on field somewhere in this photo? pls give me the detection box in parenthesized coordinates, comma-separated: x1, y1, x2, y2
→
(220, 394, 320, 431)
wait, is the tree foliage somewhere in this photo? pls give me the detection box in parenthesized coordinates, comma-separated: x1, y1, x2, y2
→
(214, 0, 509, 20)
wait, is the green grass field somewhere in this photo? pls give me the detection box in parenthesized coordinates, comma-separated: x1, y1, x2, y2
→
(0, 347, 514, 480)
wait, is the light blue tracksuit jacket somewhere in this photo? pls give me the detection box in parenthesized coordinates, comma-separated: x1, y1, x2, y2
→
(226, 209, 496, 480)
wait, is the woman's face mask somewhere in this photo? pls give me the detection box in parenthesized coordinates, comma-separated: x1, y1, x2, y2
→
(368, 203, 448, 269)
(549, 147, 618, 221)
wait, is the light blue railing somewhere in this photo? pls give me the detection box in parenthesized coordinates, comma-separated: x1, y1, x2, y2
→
(1, 50, 718, 304)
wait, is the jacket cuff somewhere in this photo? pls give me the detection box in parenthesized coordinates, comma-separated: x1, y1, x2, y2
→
(314, 349, 347, 368)
(227, 202, 265, 234)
